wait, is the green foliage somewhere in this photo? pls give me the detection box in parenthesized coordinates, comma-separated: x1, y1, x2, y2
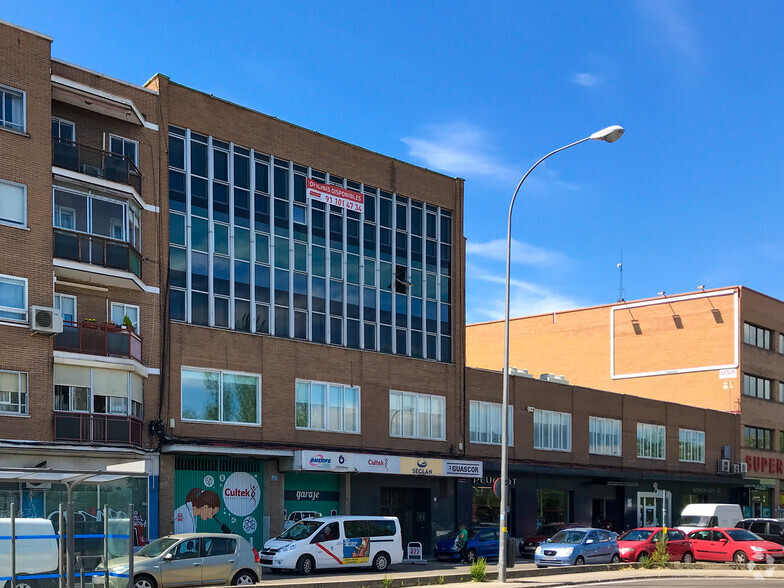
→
(436, 577, 445, 585)
(470, 556, 487, 582)
(640, 534, 670, 569)
(382, 576, 394, 588)
(122, 314, 134, 329)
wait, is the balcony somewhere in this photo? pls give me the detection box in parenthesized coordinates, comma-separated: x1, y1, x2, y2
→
(52, 137, 141, 194)
(55, 320, 143, 364)
(54, 228, 142, 280)
(54, 411, 143, 447)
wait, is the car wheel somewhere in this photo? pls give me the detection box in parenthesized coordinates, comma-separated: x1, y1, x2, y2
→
(733, 550, 748, 564)
(682, 551, 695, 563)
(134, 575, 157, 588)
(636, 552, 648, 562)
(7, 581, 37, 588)
(467, 548, 478, 563)
(231, 570, 257, 585)
(611, 553, 620, 564)
(574, 555, 585, 566)
(373, 552, 390, 572)
(296, 554, 315, 575)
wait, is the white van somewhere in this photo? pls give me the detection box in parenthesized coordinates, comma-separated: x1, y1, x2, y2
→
(0, 518, 59, 585)
(677, 504, 744, 533)
(260, 515, 402, 575)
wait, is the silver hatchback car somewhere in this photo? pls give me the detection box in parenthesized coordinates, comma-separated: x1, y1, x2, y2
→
(94, 533, 262, 588)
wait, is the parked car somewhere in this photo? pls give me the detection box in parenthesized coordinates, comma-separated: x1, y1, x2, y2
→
(93, 533, 262, 588)
(519, 523, 580, 557)
(616, 527, 694, 562)
(434, 527, 499, 562)
(736, 518, 784, 546)
(687, 528, 784, 563)
(283, 510, 322, 531)
(534, 527, 620, 567)
(677, 503, 743, 534)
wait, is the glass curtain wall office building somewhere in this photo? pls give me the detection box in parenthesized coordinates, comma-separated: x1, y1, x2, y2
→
(167, 126, 453, 362)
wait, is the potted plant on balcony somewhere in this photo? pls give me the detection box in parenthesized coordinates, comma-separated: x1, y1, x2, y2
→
(82, 318, 98, 329)
(102, 320, 121, 332)
(122, 314, 135, 332)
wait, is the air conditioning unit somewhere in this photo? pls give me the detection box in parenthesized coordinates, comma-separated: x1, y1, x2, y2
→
(721, 445, 731, 460)
(509, 367, 534, 378)
(81, 164, 104, 178)
(540, 373, 569, 384)
(30, 306, 63, 334)
(717, 458, 731, 473)
(734, 462, 749, 474)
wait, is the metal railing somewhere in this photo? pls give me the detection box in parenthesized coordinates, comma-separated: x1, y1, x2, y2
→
(54, 411, 143, 446)
(53, 228, 142, 280)
(52, 136, 142, 193)
(55, 320, 143, 363)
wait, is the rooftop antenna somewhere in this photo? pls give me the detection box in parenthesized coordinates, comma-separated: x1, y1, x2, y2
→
(617, 249, 625, 302)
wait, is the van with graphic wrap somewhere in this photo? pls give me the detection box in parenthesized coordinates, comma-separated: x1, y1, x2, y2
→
(260, 515, 402, 575)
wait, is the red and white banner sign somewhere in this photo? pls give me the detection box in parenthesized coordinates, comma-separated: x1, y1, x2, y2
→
(307, 178, 364, 213)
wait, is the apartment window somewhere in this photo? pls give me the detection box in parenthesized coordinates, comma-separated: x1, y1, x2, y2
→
(54, 365, 143, 417)
(469, 400, 513, 446)
(0, 370, 27, 416)
(744, 322, 771, 349)
(53, 188, 138, 242)
(637, 423, 666, 459)
(111, 302, 139, 330)
(109, 134, 139, 166)
(0, 85, 24, 132)
(745, 425, 773, 450)
(679, 428, 705, 463)
(780, 382, 784, 404)
(780, 431, 784, 452)
(743, 373, 771, 399)
(534, 410, 572, 452)
(780, 333, 784, 354)
(51, 117, 75, 142)
(181, 368, 260, 425)
(0, 274, 27, 322)
(589, 416, 622, 456)
(389, 390, 445, 440)
(0, 179, 26, 228)
(295, 379, 359, 433)
(54, 293, 77, 323)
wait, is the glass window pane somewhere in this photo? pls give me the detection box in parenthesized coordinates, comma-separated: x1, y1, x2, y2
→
(222, 373, 257, 423)
(181, 369, 219, 421)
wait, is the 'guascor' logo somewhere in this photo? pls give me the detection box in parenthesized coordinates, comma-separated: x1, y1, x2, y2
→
(222, 472, 259, 517)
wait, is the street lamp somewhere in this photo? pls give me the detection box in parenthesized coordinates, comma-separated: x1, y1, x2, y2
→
(497, 125, 624, 581)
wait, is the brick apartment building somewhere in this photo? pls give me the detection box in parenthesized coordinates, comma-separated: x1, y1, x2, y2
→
(0, 17, 749, 563)
(467, 286, 784, 518)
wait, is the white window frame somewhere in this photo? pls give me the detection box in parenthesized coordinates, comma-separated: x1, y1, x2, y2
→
(637, 422, 666, 460)
(389, 390, 446, 440)
(533, 409, 572, 452)
(108, 134, 139, 166)
(52, 117, 75, 141)
(111, 302, 139, 330)
(0, 274, 28, 323)
(53, 187, 129, 241)
(180, 367, 261, 426)
(0, 84, 25, 133)
(54, 293, 77, 323)
(469, 400, 513, 446)
(295, 378, 361, 434)
(589, 416, 622, 456)
(0, 369, 28, 416)
(0, 179, 27, 228)
(679, 428, 705, 463)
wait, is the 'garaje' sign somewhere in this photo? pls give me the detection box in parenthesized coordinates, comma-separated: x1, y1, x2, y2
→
(307, 178, 364, 213)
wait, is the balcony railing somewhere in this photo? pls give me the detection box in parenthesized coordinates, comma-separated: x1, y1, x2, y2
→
(54, 228, 142, 280)
(52, 137, 142, 194)
(54, 411, 143, 447)
(55, 320, 143, 364)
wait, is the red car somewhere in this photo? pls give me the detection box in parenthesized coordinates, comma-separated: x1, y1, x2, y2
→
(617, 527, 694, 562)
(688, 528, 784, 563)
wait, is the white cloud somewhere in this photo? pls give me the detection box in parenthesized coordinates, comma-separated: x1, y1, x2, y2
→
(571, 72, 601, 88)
(466, 262, 584, 323)
(636, 0, 700, 62)
(467, 238, 568, 267)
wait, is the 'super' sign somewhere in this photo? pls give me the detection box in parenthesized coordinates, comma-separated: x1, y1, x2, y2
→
(306, 178, 364, 213)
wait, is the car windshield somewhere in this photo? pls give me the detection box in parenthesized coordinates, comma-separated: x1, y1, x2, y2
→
(136, 537, 178, 557)
(550, 530, 586, 544)
(726, 529, 762, 542)
(278, 520, 323, 541)
(679, 516, 713, 526)
(535, 525, 560, 536)
(618, 529, 653, 542)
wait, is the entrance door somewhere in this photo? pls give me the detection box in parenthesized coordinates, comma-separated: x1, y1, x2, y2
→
(380, 487, 431, 554)
(637, 492, 672, 528)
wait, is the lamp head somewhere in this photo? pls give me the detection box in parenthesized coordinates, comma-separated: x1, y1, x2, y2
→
(590, 125, 625, 143)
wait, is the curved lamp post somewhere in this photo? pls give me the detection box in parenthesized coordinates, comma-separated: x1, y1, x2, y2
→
(497, 125, 624, 582)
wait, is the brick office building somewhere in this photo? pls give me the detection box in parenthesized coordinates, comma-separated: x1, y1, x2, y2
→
(467, 286, 784, 518)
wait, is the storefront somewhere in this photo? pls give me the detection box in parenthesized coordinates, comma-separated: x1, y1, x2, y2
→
(742, 452, 782, 517)
(288, 450, 482, 555)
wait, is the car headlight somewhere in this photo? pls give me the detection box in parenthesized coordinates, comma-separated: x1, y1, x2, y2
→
(279, 543, 297, 553)
(750, 546, 765, 552)
(534, 546, 542, 555)
(561, 547, 574, 556)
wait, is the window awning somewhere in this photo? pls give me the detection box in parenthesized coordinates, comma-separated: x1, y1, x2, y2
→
(0, 461, 147, 485)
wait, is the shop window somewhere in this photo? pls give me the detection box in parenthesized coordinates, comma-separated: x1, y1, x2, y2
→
(469, 400, 513, 446)
(537, 489, 568, 526)
(534, 410, 572, 452)
(295, 379, 359, 433)
(678, 428, 705, 463)
(472, 484, 500, 526)
(180, 368, 260, 425)
(637, 423, 666, 459)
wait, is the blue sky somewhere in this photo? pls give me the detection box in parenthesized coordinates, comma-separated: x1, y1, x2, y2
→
(9, 1, 784, 323)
